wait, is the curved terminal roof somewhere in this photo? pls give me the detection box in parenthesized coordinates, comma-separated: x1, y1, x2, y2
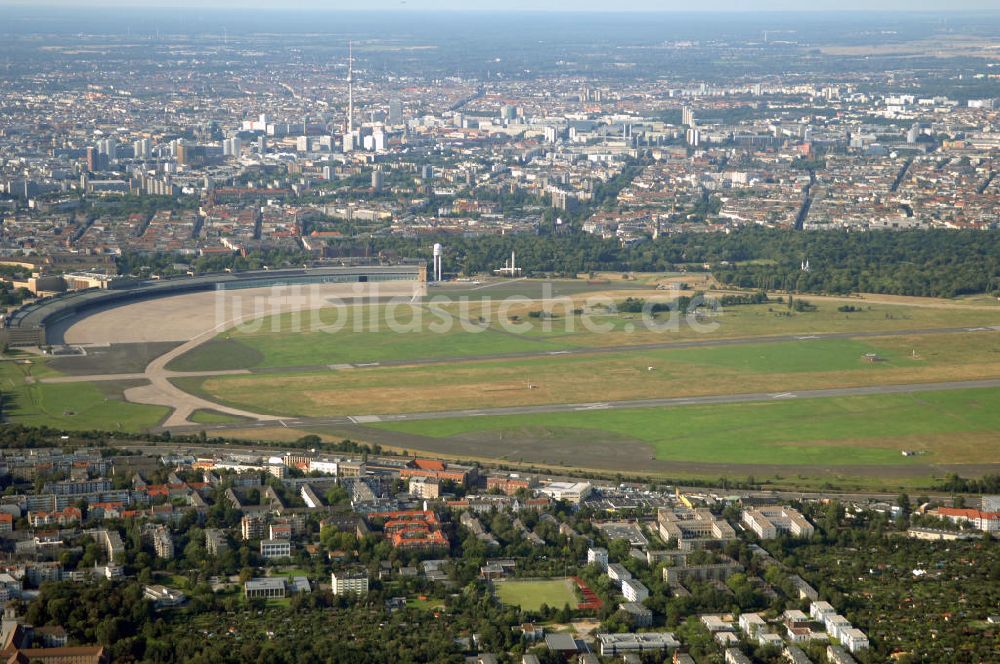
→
(5, 264, 424, 332)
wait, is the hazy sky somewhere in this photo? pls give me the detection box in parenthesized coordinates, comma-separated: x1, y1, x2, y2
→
(2, 0, 998, 10)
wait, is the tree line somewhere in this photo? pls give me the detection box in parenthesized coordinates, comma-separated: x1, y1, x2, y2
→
(111, 227, 1000, 298)
(362, 227, 1000, 298)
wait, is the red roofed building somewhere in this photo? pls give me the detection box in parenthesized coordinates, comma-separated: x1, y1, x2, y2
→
(0, 513, 12, 532)
(142, 483, 190, 499)
(28, 507, 81, 528)
(934, 507, 1000, 533)
(399, 459, 477, 487)
(370, 510, 449, 551)
(486, 474, 537, 496)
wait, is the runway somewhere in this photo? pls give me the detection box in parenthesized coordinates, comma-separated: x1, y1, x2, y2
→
(42, 323, 1000, 381)
(164, 377, 1000, 434)
(38, 322, 1000, 429)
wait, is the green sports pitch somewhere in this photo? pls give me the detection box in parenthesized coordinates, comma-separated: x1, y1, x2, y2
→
(494, 578, 579, 612)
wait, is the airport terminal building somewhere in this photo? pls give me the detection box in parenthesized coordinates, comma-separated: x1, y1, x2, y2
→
(1, 262, 426, 347)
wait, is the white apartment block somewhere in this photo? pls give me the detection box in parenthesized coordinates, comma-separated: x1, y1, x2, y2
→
(587, 547, 609, 570)
(741, 506, 814, 539)
(331, 571, 369, 596)
(607, 563, 632, 585)
(738, 612, 767, 637)
(621, 578, 649, 603)
(810, 601, 836, 621)
(840, 627, 869, 653)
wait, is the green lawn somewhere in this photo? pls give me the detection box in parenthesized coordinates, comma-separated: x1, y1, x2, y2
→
(166, 304, 566, 371)
(495, 579, 579, 612)
(189, 409, 253, 425)
(182, 332, 993, 419)
(407, 597, 446, 612)
(0, 361, 168, 432)
(158, 574, 192, 590)
(663, 338, 890, 374)
(164, 297, 1000, 372)
(276, 568, 313, 578)
(373, 387, 1000, 466)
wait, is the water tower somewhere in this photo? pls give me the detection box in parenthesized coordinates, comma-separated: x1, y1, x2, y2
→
(432, 243, 443, 282)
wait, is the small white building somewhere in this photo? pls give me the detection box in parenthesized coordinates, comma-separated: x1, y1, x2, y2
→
(810, 600, 836, 621)
(840, 627, 869, 653)
(738, 612, 766, 637)
(587, 547, 609, 570)
(537, 481, 592, 504)
(607, 563, 632, 585)
(825, 614, 851, 641)
(701, 615, 736, 632)
(621, 578, 649, 603)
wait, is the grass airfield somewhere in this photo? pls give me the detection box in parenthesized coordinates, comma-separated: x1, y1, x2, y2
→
(5, 276, 1000, 487)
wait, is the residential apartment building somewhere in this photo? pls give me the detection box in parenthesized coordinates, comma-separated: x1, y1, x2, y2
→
(826, 645, 858, 664)
(151, 526, 174, 560)
(485, 474, 536, 496)
(621, 578, 649, 603)
(205, 528, 228, 556)
(331, 571, 369, 596)
(618, 602, 653, 627)
(28, 507, 81, 528)
(662, 555, 743, 585)
(657, 507, 736, 549)
(587, 547, 609, 570)
(741, 506, 815, 539)
(241, 514, 267, 541)
(101, 529, 125, 564)
(840, 627, 870, 653)
(724, 648, 753, 664)
(408, 476, 441, 499)
(607, 563, 631, 585)
(933, 507, 1000, 532)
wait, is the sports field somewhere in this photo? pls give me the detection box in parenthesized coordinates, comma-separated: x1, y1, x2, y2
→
(371, 387, 1000, 467)
(494, 578, 579, 611)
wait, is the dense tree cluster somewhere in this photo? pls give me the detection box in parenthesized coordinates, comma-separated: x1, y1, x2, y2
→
(365, 227, 1000, 297)
(935, 473, 1000, 495)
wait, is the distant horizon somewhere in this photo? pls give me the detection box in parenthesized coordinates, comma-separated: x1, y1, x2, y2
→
(3, 0, 1000, 12)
